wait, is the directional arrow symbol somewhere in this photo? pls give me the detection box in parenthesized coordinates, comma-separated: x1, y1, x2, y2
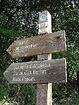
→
(7, 30, 66, 58)
(4, 58, 67, 84)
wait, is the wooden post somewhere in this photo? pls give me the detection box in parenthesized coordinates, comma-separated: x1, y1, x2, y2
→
(37, 11, 52, 105)
(37, 54, 52, 105)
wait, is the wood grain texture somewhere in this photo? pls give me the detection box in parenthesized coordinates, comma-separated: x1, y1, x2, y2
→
(4, 58, 67, 84)
(36, 83, 52, 105)
(7, 30, 66, 58)
(36, 54, 52, 105)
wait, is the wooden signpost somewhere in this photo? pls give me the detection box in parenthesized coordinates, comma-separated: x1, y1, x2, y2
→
(4, 10, 67, 105)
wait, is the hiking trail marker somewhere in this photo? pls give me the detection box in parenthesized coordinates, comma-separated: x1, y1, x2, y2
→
(4, 10, 67, 105)
(38, 10, 52, 34)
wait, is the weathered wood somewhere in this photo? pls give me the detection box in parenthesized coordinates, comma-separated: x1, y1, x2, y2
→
(37, 10, 52, 105)
(4, 58, 67, 84)
(38, 10, 52, 34)
(36, 54, 52, 105)
(36, 83, 52, 105)
(37, 11, 67, 105)
(7, 30, 66, 58)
